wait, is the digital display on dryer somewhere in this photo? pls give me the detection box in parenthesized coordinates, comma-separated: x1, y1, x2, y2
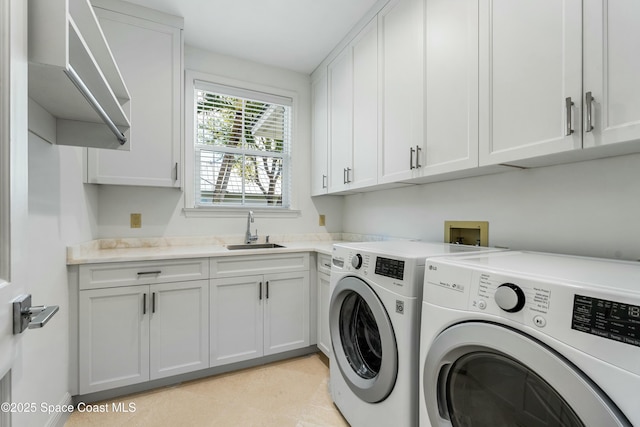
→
(375, 257, 405, 280)
(572, 294, 640, 347)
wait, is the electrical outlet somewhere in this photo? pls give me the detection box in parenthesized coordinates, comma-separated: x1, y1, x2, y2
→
(319, 214, 326, 227)
(130, 213, 142, 228)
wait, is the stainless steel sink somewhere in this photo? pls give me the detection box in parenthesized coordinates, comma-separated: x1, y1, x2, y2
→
(226, 243, 286, 250)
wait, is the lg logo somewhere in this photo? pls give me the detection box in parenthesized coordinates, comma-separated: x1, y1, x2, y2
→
(428, 265, 438, 271)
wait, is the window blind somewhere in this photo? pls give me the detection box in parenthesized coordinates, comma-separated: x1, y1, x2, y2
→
(194, 83, 291, 208)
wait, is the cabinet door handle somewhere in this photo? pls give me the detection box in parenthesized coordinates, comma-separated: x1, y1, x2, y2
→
(259, 282, 262, 300)
(266, 281, 269, 299)
(410, 147, 416, 169)
(137, 271, 162, 277)
(585, 91, 595, 132)
(416, 145, 422, 168)
(143, 293, 147, 315)
(565, 97, 574, 136)
(152, 292, 156, 313)
(174, 162, 179, 181)
(346, 168, 352, 183)
(322, 174, 327, 189)
(343, 168, 347, 184)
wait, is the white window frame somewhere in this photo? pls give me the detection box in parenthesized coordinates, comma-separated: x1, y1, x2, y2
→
(184, 70, 300, 218)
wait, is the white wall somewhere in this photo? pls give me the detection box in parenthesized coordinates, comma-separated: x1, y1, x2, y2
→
(13, 133, 97, 427)
(95, 45, 343, 239)
(343, 153, 640, 261)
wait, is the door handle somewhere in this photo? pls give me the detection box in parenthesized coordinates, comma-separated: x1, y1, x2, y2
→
(143, 293, 147, 315)
(13, 294, 59, 334)
(410, 147, 416, 169)
(565, 97, 574, 136)
(416, 145, 422, 168)
(322, 174, 327, 189)
(266, 281, 270, 299)
(259, 282, 262, 300)
(585, 91, 595, 132)
(152, 292, 156, 313)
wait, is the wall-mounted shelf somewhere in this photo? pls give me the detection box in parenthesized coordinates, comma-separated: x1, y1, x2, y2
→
(28, 0, 131, 150)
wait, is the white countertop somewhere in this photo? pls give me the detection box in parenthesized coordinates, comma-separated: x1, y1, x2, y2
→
(66, 237, 344, 265)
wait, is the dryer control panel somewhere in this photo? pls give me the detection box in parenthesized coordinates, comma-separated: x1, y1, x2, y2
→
(572, 295, 640, 348)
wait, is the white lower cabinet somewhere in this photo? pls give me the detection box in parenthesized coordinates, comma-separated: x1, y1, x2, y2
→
(316, 270, 331, 357)
(210, 254, 311, 367)
(78, 258, 210, 395)
(210, 271, 310, 367)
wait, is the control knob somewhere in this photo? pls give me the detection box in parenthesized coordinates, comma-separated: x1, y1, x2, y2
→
(351, 254, 363, 270)
(494, 283, 526, 313)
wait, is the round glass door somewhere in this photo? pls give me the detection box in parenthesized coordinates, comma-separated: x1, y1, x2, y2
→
(330, 276, 397, 403)
(339, 292, 382, 379)
(445, 352, 582, 427)
(423, 322, 631, 427)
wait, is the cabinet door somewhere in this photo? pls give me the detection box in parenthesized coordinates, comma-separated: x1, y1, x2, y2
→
(351, 18, 378, 190)
(79, 286, 149, 394)
(316, 271, 332, 357)
(328, 46, 353, 193)
(311, 71, 329, 196)
(88, 9, 182, 187)
(583, 1, 640, 149)
(378, 0, 424, 183)
(263, 271, 310, 356)
(210, 276, 263, 366)
(149, 280, 209, 380)
(424, 0, 479, 175)
(479, 0, 582, 166)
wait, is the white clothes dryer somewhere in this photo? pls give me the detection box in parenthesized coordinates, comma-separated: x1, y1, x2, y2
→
(329, 241, 502, 427)
(419, 251, 639, 427)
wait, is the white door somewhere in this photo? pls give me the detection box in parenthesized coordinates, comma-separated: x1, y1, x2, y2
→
(583, 1, 640, 149)
(210, 275, 263, 366)
(263, 271, 309, 356)
(328, 46, 353, 193)
(311, 71, 329, 196)
(350, 18, 378, 190)
(0, 0, 28, 423)
(424, 0, 479, 175)
(149, 280, 209, 380)
(479, 0, 582, 166)
(378, 0, 424, 184)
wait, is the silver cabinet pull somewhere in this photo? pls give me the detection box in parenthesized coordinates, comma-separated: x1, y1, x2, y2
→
(266, 281, 270, 299)
(409, 147, 416, 169)
(585, 91, 595, 132)
(137, 271, 161, 277)
(565, 97, 574, 136)
(322, 174, 327, 189)
(174, 162, 179, 181)
(416, 145, 422, 168)
(152, 292, 156, 313)
(343, 168, 347, 184)
(346, 168, 352, 183)
(259, 282, 262, 300)
(12, 295, 59, 334)
(143, 293, 147, 315)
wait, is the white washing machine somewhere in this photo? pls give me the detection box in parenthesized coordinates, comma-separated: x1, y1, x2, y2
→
(329, 241, 502, 427)
(419, 251, 640, 427)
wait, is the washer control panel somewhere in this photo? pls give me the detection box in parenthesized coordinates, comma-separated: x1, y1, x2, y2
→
(572, 295, 640, 348)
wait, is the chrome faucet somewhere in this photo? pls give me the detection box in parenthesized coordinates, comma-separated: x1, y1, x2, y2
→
(245, 211, 258, 244)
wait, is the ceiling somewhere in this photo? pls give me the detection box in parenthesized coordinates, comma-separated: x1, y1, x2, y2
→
(122, 0, 380, 74)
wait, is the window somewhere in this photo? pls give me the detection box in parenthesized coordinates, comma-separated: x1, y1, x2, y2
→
(193, 81, 292, 208)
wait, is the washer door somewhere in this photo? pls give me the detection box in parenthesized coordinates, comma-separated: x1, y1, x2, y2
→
(330, 276, 398, 403)
(423, 322, 631, 427)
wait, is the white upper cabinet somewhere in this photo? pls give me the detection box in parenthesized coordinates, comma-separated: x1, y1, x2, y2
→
(378, 0, 424, 184)
(328, 18, 378, 193)
(311, 72, 329, 196)
(583, 1, 640, 151)
(423, 0, 479, 175)
(86, 2, 183, 187)
(479, 0, 583, 166)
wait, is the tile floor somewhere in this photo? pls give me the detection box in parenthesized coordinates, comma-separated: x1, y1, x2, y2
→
(65, 353, 349, 426)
